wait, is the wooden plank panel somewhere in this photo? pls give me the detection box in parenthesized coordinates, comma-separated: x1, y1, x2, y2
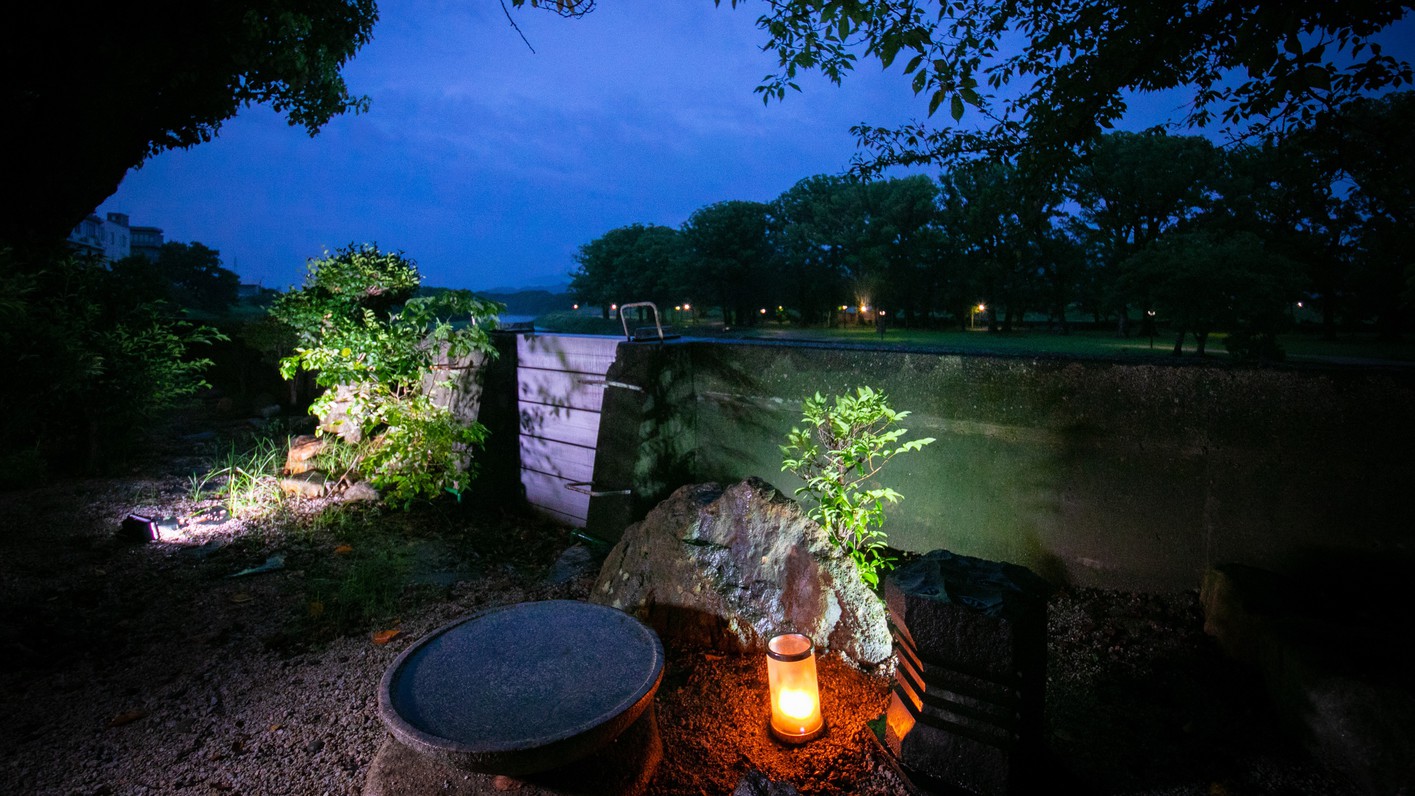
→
(521, 468, 589, 524)
(517, 368, 605, 414)
(528, 503, 584, 528)
(519, 404, 601, 447)
(517, 334, 619, 375)
(520, 436, 595, 484)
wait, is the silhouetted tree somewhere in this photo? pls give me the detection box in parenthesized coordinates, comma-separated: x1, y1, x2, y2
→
(0, 1, 376, 252)
(681, 201, 774, 326)
(733, 0, 1412, 175)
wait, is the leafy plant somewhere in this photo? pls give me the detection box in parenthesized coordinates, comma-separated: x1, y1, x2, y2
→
(269, 244, 503, 507)
(781, 386, 935, 589)
(310, 436, 363, 486)
(357, 392, 489, 508)
(0, 249, 223, 474)
(189, 431, 288, 516)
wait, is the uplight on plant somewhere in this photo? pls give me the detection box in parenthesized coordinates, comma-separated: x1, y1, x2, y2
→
(269, 244, 503, 508)
(781, 386, 934, 589)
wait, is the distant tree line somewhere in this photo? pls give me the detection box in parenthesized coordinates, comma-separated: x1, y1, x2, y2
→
(570, 92, 1415, 356)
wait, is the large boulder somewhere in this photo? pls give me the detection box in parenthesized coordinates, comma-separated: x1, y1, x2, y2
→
(591, 478, 892, 668)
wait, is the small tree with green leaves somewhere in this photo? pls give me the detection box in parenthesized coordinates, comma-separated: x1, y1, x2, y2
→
(781, 386, 935, 589)
(270, 244, 503, 507)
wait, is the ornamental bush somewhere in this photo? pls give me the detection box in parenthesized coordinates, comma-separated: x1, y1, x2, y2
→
(269, 244, 503, 507)
(781, 386, 935, 589)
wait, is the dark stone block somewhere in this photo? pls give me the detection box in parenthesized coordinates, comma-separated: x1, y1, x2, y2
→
(894, 638, 1018, 738)
(886, 550, 1052, 676)
(883, 550, 1053, 795)
(364, 707, 661, 796)
(885, 690, 1012, 796)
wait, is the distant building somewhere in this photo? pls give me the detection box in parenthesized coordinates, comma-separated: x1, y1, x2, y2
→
(130, 225, 164, 260)
(67, 214, 106, 258)
(66, 211, 163, 262)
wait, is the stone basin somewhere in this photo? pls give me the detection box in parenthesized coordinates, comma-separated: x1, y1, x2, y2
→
(377, 600, 665, 777)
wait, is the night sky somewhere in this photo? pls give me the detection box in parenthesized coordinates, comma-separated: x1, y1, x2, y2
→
(97, 1, 1415, 293)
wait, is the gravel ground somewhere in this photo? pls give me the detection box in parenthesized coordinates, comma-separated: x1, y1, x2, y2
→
(0, 417, 1365, 796)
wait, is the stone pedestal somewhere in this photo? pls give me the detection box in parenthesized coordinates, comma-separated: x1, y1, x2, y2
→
(882, 550, 1052, 796)
(364, 707, 662, 796)
(370, 600, 665, 794)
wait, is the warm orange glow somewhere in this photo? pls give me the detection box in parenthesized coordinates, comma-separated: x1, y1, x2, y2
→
(777, 687, 815, 719)
(885, 691, 916, 743)
(766, 633, 824, 743)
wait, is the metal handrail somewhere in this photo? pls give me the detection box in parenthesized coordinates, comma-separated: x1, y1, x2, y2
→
(617, 301, 665, 341)
(565, 481, 633, 497)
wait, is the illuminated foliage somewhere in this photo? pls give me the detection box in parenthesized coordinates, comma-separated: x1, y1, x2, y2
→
(270, 244, 504, 507)
(781, 387, 935, 589)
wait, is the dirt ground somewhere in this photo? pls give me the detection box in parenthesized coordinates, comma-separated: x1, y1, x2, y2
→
(0, 411, 1366, 796)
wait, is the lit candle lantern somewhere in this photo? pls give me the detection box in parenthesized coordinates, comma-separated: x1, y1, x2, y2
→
(766, 633, 824, 744)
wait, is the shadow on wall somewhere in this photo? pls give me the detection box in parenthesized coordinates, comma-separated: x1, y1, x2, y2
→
(490, 334, 1415, 593)
(589, 339, 1415, 593)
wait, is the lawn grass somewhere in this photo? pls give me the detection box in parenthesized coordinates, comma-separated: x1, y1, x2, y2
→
(535, 310, 1415, 365)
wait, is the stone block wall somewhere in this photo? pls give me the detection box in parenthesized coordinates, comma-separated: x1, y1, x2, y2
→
(581, 338, 1415, 592)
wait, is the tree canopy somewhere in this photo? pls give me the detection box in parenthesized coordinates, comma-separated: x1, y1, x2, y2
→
(567, 111, 1415, 347)
(0, 0, 378, 251)
(732, 0, 1413, 173)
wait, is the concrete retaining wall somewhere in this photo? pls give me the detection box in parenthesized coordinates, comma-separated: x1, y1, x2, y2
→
(583, 337, 1415, 592)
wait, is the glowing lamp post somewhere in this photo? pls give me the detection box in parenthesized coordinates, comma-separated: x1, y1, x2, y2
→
(766, 633, 824, 744)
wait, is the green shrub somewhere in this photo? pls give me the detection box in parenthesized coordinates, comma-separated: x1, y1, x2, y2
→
(781, 386, 935, 589)
(269, 244, 502, 507)
(0, 248, 221, 473)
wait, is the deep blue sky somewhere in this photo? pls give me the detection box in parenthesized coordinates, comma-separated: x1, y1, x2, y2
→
(99, 2, 1413, 293)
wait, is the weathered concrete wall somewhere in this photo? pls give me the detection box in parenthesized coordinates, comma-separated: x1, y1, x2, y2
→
(588, 338, 1415, 592)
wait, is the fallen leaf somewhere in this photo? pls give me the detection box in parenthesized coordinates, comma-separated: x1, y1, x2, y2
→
(333, 544, 353, 555)
(230, 593, 253, 604)
(109, 709, 147, 727)
(371, 628, 401, 645)
(307, 600, 325, 618)
(269, 724, 283, 732)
